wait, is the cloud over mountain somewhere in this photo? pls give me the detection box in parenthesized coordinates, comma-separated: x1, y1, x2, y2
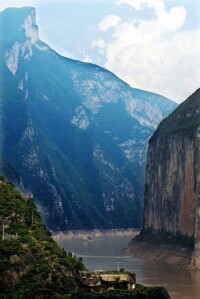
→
(91, 0, 200, 103)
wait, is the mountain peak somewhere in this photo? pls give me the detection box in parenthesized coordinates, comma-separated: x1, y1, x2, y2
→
(20, 7, 39, 43)
(2, 6, 35, 14)
(1, 7, 40, 75)
(1, 7, 39, 43)
(0, 5, 177, 231)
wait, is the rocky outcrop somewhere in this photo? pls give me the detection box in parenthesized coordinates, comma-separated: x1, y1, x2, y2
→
(125, 241, 192, 268)
(140, 88, 200, 268)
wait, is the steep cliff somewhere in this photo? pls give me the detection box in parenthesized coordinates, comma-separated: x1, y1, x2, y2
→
(141, 88, 200, 267)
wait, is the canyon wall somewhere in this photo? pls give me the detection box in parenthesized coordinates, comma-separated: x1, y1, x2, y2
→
(143, 88, 200, 267)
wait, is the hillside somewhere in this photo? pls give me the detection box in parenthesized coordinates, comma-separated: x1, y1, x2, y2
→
(0, 7, 177, 230)
(0, 177, 85, 298)
(153, 88, 200, 137)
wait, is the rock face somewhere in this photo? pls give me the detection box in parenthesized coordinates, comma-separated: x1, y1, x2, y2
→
(0, 7, 177, 231)
(143, 88, 200, 267)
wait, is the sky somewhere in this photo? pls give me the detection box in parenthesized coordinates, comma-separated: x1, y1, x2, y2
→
(1, 0, 200, 103)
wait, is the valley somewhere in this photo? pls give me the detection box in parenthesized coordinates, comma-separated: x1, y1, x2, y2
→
(0, 4, 199, 299)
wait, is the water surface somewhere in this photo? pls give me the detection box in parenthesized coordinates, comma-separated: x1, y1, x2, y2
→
(57, 235, 200, 299)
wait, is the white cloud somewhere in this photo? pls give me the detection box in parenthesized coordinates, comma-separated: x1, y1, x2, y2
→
(91, 38, 107, 48)
(157, 6, 187, 32)
(92, 0, 200, 103)
(82, 53, 93, 63)
(117, 0, 143, 10)
(75, 47, 93, 63)
(117, 0, 165, 13)
(99, 15, 122, 31)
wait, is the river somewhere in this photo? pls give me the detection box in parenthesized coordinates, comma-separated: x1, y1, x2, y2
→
(57, 235, 200, 299)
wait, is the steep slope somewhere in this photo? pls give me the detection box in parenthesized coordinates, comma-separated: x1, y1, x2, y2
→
(0, 7, 177, 230)
(0, 177, 85, 298)
(140, 88, 200, 267)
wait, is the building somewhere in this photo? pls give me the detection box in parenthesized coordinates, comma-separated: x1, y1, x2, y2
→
(79, 270, 136, 291)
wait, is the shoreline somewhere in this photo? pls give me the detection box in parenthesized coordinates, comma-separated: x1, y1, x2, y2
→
(53, 228, 139, 241)
(125, 240, 193, 268)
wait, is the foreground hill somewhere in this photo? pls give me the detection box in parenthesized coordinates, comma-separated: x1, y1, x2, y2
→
(0, 177, 85, 298)
(0, 7, 177, 230)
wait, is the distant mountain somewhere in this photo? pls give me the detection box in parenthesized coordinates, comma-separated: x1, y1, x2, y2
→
(0, 7, 177, 231)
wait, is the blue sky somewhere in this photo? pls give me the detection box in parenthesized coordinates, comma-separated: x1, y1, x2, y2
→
(1, 0, 200, 103)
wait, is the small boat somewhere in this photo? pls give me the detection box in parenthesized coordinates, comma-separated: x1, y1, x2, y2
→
(83, 236, 93, 242)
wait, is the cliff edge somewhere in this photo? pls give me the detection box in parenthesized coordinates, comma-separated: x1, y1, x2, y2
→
(131, 88, 200, 268)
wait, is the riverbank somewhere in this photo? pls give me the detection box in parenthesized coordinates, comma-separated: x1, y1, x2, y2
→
(55, 233, 200, 298)
(125, 240, 192, 268)
(53, 228, 139, 241)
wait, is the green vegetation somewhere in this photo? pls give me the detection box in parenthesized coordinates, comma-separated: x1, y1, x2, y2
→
(134, 227, 194, 250)
(71, 285, 171, 299)
(0, 176, 85, 298)
(151, 88, 200, 140)
(0, 177, 171, 298)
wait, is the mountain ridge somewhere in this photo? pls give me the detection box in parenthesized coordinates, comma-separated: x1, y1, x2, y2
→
(0, 7, 177, 230)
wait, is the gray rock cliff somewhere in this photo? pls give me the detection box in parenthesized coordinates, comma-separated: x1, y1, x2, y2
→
(143, 88, 200, 267)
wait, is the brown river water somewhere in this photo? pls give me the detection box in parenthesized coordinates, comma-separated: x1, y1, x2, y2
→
(57, 235, 200, 299)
